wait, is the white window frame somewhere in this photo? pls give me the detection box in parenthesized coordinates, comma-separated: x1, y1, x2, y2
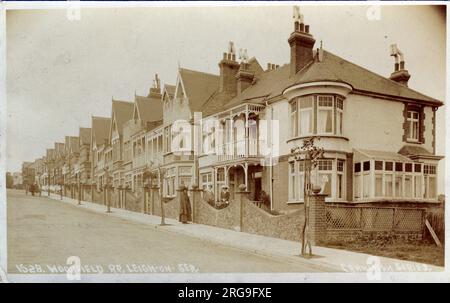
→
(317, 95, 334, 135)
(298, 96, 314, 136)
(407, 110, 419, 142)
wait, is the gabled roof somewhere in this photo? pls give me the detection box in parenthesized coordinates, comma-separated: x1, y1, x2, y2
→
(220, 49, 442, 112)
(91, 116, 111, 147)
(46, 149, 55, 160)
(111, 100, 134, 136)
(179, 68, 220, 112)
(79, 127, 91, 146)
(164, 84, 176, 98)
(65, 136, 79, 154)
(54, 142, 65, 157)
(134, 94, 163, 123)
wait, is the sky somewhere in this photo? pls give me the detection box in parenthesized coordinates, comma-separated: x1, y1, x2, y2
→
(5, 4, 446, 193)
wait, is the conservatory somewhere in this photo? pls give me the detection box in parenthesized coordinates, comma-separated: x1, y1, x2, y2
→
(353, 149, 439, 201)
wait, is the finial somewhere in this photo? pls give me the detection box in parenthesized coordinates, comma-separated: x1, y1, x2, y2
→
(239, 48, 249, 64)
(228, 41, 235, 55)
(293, 5, 304, 24)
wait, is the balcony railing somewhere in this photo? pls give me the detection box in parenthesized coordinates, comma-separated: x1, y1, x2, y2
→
(217, 139, 264, 162)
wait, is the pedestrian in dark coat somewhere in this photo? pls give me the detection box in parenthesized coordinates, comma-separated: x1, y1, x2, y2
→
(179, 186, 192, 223)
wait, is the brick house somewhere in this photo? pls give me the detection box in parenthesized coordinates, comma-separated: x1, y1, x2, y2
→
(193, 16, 444, 212)
(75, 127, 92, 185)
(126, 75, 163, 190)
(62, 136, 79, 196)
(90, 116, 111, 190)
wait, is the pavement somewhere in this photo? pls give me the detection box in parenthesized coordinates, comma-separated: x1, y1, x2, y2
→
(39, 190, 444, 273)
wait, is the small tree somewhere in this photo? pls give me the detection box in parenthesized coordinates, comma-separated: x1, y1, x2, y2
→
(291, 136, 324, 256)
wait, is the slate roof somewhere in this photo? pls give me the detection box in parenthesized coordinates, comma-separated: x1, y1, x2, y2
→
(398, 145, 433, 157)
(220, 49, 442, 112)
(91, 116, 111, 147)
(134, 94, 163, 123)
(179, 68, 220, 112)
(79, 128, 91, 146)
(111, 100, 134, 136)
(164, 84, 176, 98)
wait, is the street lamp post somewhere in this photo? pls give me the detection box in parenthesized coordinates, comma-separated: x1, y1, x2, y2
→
(105, 169, 111, 213)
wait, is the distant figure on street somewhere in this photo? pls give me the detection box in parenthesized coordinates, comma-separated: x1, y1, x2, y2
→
(179, 185, 192, 224)
(220, 185, 230, 205)
(204, 184, 215, 206)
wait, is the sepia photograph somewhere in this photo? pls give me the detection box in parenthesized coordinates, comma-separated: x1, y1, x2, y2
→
(0, 1, 448, 285)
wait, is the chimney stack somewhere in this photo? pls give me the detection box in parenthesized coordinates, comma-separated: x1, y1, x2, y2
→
(236, 63, 254, 94)
(219, 41, 240, 94)
(266, 63, 279, 71)
(389, 44, 411, 86)
(148, 73, 162, 99)
(289, 6, 316, 77)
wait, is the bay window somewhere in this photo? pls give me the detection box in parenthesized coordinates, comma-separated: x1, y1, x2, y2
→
(201, 172, 212, 191)
(289, 94, 344, 138)
(288, 158, 345, 202)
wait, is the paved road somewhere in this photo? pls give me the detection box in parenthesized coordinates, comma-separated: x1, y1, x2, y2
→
(7, 190, 329, 274)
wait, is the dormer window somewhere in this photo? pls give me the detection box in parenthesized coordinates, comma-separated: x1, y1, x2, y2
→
(407, 110, 419, 142)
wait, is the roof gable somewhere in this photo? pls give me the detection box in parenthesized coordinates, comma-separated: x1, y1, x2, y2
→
(178, 68, 220, 112)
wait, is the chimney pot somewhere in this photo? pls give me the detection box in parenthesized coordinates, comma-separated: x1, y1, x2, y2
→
(305, 25, 309, 33)
(295, 21, 300, 31)
(300, 23, 305, 32)
(395, 63, 399, 71)
(400, 61, 405, 70)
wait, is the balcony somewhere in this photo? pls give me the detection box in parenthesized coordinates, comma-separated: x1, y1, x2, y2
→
(217, 139, 265, 162)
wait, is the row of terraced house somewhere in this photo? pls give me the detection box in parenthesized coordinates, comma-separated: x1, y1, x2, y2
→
(25, 13, 443, 214)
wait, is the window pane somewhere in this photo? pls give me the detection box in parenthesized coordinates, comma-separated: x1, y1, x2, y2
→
(363, 174, 370, 198)
(385, 175, 393, 197)
(429, 176, 436, 199)
(299, 96, 313, 108)
(385, 162, 393, 171)
(337, 174, 343, 199)
(405, 163, 412, 172)
(414, 164, 422, 173)
(337, 111, 343, 135)
(319, 173, 331, 196)
(363, 161, 370, 171)
(404, 175, 413, 198)
(354, 163, 361, 173)
(395, 162, 403, 172)
(375, 174, 383, 197)
(300, 110, 312, 135)
(355, 175, 361, 198)
(375, 161, 383, 170)
(414, 175, 422, 198)
(395, 175, 403, 197)
(318, 109, 333, 133)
